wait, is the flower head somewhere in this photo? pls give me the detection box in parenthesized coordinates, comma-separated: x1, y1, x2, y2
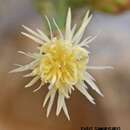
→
(10, 8, 112, 120)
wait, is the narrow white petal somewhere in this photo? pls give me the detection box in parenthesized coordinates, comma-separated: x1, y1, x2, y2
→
(21, 32, 43, 44)
(25, 76, 39, 88)
(73, 11, 92, 44)
(13, 64, 22, 67)
(43, 88, 56, 107)
(45, 16, 53, 39)
(85, 35, 97, 44)
(68, 85, 75, 95)
(22, 25, 47, 42)
(81, 36, 92, 42)
(52, 18, 63, 39)
(65, 8, 71, 41)
(78, 36, 94, 47)
(80, 31, 101, 47)
(87, 66, 113, 70)
(33, 82, 44, 92)
(48, 76, 56, 90)
(85, 72, 96, 81)
(23, 72, 34, 77)
(10, 60, 39, 73)
(70, 24, 77, 41)
(59, 87, 70, 99)
(68, 88, 72, 95)
(56, 92, 64, 116)
(75, 84, 95, 104)
(18, 51, 38, 59)
(36, 28, 50, 42)
(43, 91, 51, 108)
(22, 25, 42, 37)
(80, 81, 88, 89)
(85, 77, 104, 97)
(71, 24, 77, 36)
(62, 99, 70, 120)
(63, 85, 73, 95)
(71, 86, 75, 91)
(48, 83, 54, 90)
(31, 53, 43, 59)
(75, 34, 83, 45)
(47, 89, 56, 117)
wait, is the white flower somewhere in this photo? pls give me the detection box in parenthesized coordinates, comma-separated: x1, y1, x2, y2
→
(10, 8, 113, 120)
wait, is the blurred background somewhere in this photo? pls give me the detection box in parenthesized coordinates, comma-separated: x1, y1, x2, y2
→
(0, 0, 130, 130)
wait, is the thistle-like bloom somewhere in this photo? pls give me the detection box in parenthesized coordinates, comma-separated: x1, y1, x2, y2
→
(11, 8, 112, 120)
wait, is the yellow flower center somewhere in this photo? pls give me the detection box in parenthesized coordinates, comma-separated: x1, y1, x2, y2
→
(33, 39, 89, 89)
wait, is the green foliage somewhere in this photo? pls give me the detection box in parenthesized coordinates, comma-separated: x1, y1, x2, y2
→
(33, 0, 130, 32)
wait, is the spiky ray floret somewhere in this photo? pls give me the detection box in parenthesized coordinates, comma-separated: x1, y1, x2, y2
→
(10, 8, 112, 120)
